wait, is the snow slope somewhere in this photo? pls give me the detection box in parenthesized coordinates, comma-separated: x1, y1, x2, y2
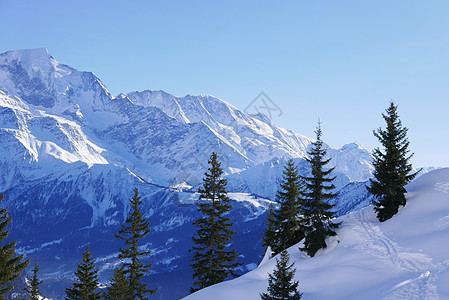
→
(184, 168, 449, 300)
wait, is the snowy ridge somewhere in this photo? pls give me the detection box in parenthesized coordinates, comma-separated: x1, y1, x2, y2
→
(184, 168, 449, 300)
(124, 89, 316, 174)
(0, 48, 374, 191)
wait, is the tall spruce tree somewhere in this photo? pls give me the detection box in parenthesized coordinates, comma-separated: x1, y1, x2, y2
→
(367, 102, 418, 222)
(262, 204, 277, 252)
(300, 123, 340, 257)
(115, 188, 157, 299)
(104, 266, 129, 300)
(262, 160, 303, 255)
(0, 193, 30, 299)
(189, 152, 240, 293)
(260, 250, 302, 300)
(65, 247, 101, 300)
(24, 260, 43, 300)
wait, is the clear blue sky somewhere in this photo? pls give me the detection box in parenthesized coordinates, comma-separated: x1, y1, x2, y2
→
(1, 0, 448, 167)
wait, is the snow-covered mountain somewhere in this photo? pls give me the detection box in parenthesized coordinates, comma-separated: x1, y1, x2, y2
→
(0, 48, 375, 299)
(0, 48, 374, 189)
(185, 168, 449, 300)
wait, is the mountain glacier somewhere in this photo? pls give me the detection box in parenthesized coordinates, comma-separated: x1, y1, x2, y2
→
(0, 48, 376, 299)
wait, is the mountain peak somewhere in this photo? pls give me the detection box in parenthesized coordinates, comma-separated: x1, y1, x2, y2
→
(340, 142, 363, 151)
(0, 48, 58, 82)
(0, 48, 53, 63)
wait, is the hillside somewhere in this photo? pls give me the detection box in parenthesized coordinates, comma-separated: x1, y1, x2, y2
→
(184, 168, 449, 300)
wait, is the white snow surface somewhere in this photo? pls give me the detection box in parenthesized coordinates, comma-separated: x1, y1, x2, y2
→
(184, 168, 449, 300)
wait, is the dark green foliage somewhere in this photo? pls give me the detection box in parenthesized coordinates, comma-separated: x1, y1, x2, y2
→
(190, 152, 240, 293)
(104, 266, 129, 300)
(65, 247, 101, 300)
(0, 193, 30, 299)
(300, 124, 340, 257)
(262, 204, 277, 252)
(263, 160, 304, 255)
(260, 250, 302, 300)
(367, 102, 418, 222)
(115, 188, 157, 299)
(24, 260, 43, 300)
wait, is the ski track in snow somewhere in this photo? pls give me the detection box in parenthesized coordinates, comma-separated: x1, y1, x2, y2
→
(435, 215, 449, 231)
(350, 208, 449, 299)
(434, 181, 449, 194)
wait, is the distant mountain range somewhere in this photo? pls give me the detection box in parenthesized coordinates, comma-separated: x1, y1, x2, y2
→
(0, 48, 380, 299)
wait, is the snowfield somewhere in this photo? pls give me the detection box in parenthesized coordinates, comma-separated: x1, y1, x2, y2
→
(184, 168, 449, 300)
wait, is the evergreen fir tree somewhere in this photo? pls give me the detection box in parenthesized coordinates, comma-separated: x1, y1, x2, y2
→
(274, 160, 304, 253)
(262, 160, 304, 255)
(0, 193, 30, 299)
(104, 266, 129, 300)
(260, 250, 302, 300)
(262, 204, 277, 252)
(65, 247, 101, 300)
(300, 123, 340, 257)
(367, 102, 418, 222)
(189, 152, 240, 293)
(24, 260, 43, 300)
(115, 188, 157, 299)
